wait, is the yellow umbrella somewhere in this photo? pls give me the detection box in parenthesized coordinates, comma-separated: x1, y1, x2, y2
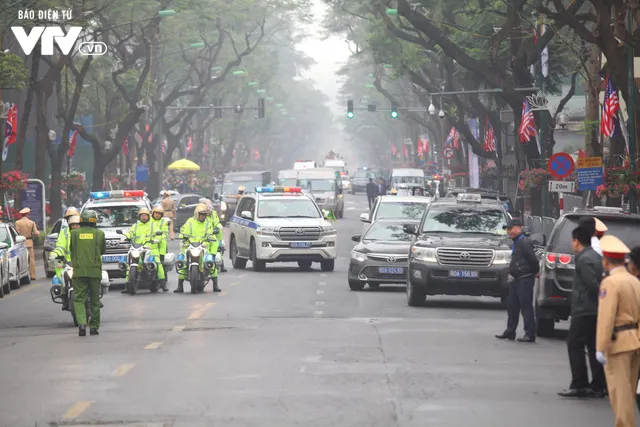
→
(168, 158, 200, 171)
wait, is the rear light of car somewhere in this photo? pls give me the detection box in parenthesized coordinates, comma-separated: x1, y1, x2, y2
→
(558, 254, 572, 264)
(545, 253, 556, 264)
(544, 252, 572, 269)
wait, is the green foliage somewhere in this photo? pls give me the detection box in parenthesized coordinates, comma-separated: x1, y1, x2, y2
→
(0, 53, 28, 89)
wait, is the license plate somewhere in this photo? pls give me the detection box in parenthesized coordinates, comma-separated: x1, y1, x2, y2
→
(290, 242, 312, 248)
(379, 267, 404, 274)
(449, 270, 479, 279)
(102, 255, 122, 263)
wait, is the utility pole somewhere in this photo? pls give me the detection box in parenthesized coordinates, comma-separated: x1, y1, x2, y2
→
(627, 6, 637, 213)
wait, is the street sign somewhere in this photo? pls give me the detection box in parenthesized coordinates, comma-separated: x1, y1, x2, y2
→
(577, 156, 603, 191)
(548, 180, 575, 193)
(20, 179, 46, 232)
(136, 164, 149, 183)
(442, 146, 454, 159)
(548, 152, 575, 179)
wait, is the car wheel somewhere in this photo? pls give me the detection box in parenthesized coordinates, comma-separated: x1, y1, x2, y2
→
(348, 279, 365, 291)
(10, 263, 21, 290)
(20, 269, 31, 285)
(320, 259, 334, 272)
(250, 239, 265, 271)
(230, 236, 246, 269)
(406, 280, 426, 307)
(44, 252, 55, 278)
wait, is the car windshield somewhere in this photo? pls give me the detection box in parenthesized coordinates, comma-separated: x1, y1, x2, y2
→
(222, 181, 262, 194)
(393, 176, 423, 185)
(299, 179, 335, 192)
(354, 171, 375, 179)
(375, 202, 427, 220)
(90, 205, 143, 228)
(364, 223, 414, 241)
(422, 205, 508, 234)
(548, 217, 640, 254)
(0, 227, 10, 246)
(258, 198, 321, 218)
(279, 178, 298, 187)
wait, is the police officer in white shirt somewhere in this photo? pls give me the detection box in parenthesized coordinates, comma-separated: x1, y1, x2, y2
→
(579, 217, 602, 256)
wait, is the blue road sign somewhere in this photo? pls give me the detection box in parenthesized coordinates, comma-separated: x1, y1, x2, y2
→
(136, 164, 149, 183)
(577, 167, 603, 191)
(548, 152, 575, 179)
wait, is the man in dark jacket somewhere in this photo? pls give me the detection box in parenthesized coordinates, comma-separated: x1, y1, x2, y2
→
(366, 178, 379, 210)
(496, 219, 540, 342)
(558, 226, 606, 398)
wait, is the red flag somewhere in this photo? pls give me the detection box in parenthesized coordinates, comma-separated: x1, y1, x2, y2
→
(403, 145, 409, 158)
(187, 136, 193, 153)
(122, 136, 129, 155)
(2, 105, 17, 161)
(391, 145, 397, 156)
(254, 149, 260, 160)
(423, 136, 429, 153)
(203, 143, 208, 155)
(145, 124, 152, 143)
(483, 116, 496, 152)
(67, 130, 79, 157)
(577, 148, 586, 158)
(417, 140, 423, 156)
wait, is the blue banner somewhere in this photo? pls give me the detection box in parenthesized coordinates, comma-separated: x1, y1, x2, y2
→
(136, 164, 149, 183)
(20, 181, 45, 231)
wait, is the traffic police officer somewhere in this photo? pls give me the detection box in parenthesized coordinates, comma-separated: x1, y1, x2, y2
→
(595, 217, 608, 239)
(15, 207, 40, 280)
(237, 185, 245, 195)
(121, 208, 165, 294)
(151, 205, 169, 292)
(69, 210, 105, 336)
(161, 191, 176, 240)
(199, 198, 226, 273)
(596, 235, 640, 427)
(51, 207, 80, 280)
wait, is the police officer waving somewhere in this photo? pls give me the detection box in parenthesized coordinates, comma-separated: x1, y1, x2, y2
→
(69, 210, 106, 336)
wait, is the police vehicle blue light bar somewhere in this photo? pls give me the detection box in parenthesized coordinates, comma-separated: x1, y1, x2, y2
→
(89, 191, 110, 199)
(255, 186, 301, 193)
(90, 190, 145, 200)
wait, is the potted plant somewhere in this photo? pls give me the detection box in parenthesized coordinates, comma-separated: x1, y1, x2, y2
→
(596, 167, 636, 199)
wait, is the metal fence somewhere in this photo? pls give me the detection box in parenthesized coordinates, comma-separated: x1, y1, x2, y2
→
(523, 214, 557, 239)
(561, 193, 585, 214)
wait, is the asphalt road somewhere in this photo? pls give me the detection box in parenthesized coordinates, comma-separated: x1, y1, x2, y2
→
(0, 194, 615, 427)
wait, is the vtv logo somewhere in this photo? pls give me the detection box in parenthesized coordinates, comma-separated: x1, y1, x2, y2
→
(11, 27, 107, 56)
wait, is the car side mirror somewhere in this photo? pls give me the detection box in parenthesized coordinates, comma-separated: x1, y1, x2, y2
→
(403, 224, 417, 235)
(116, 229, 123, 235)
(15, 236, 26, 243)
(48, 233, 59, 239)
(351, 234, 361, 242)
(530, 233, 546, 247)
(0, 242, 9, 250)
(241, 211, 253, 220)
(359, 213, 370, 223)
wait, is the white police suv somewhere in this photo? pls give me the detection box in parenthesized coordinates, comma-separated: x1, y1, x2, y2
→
(228, 186, 337, 272)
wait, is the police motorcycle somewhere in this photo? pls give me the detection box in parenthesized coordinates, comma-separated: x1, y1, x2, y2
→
(115, 229, 176, 295)
(49, 258, 110, 327)
(176, 232, 223, 294)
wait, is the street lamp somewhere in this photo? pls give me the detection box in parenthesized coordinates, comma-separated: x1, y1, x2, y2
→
(428, 96, 436, 115)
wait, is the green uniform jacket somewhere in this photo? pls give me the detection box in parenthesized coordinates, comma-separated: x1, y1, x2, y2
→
(52, 221, 71, 260)
(151, 218, 169, 255)
(180, 217, 210, 245)
(69, 226, 106, 278)
(125, 221, 161, 252)
(208, 212, 222, 242)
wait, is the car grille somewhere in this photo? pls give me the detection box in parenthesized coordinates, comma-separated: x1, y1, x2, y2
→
(436, 248, 494, 267)
(278, 227, 322, 241)
(367, 253, 409, 262)
(361, 266, 407, 280)
(105, 238, 130, 254)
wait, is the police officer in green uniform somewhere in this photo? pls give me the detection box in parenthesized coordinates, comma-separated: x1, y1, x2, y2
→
(69, 210, 106, 336)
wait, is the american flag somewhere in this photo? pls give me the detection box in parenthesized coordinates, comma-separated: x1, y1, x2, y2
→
(600, 75, 619, 138)
(519, 99, 536, 143)
(483, 116, 496, 152)
(2, 105, 17, 161)
(445, 127, 458, 147)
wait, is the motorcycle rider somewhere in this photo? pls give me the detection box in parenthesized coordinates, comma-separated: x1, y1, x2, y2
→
(121, 208, 166, 294)
(199, 197, 227, 273)
(151, 205, 170, 292)
(174, 204, 221, 293)
(49, 214, 81, 310)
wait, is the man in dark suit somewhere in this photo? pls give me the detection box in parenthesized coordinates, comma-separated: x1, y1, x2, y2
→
(366, 178, 379, 210)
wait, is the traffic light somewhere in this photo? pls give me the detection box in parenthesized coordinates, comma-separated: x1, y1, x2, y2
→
(390, 103, 398, 118)
(258, 98, 265, 118)
(347, 100, 354, 118)
(214, 98, 222, 118)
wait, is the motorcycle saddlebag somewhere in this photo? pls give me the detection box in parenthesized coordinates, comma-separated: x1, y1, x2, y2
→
(162, 252, 177, 268)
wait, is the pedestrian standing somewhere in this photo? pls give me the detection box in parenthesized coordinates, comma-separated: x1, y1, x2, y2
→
(366, 178, 378, 210)
(579, 216, 602, 256)
(69, 210, 106, 336)
(558, 227, 606, 398)
(595, 217, 608, 239)
(15, 207, 39, 280)
(595, 235, 640, 427)
(496, 218, 539, 343)
(161, 191, 176, 240)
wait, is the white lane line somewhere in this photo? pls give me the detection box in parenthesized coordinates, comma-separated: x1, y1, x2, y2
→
(320, 274, 327, 278)
(314, 311, 324, 316)
(347, 207, 356, 210)
(171, 325, 185, 332)
(317, 290, 324, 295)
(319, 281, 326, 286)
(300, 366, 307, 373)
(315, 301, 324, 306)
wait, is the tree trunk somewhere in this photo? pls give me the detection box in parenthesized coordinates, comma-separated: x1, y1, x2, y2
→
(34, 83, 50, 182)
(586, 45, 602, 156)
(49, 157, 63, 222)
(15, 44, 40, 173)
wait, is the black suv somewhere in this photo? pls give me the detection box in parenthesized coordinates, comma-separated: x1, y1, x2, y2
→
(534, 207, 640, 337)
(404, 194, 513, 306)
(445, 187, 515, 215)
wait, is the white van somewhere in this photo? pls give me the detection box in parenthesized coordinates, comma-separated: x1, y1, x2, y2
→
(298, 168, 345, 218)
(278, 169, 298, 187)
(294, 160, 317, 170)
(390, 168, 425, 193)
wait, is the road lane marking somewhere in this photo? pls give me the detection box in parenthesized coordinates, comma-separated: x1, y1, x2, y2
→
(317, 290, 324, 295)
(1, 282, 41, 301)
(314, 311, 323, 316)
(319, 281, 326, 286)
(188, 302, 216, 319)
(300, 366, 307, 373)
(62, 401, 93, 420)
(145, 341, 163, 350)
(171, 325, 185, 332)
(206, 302, 216, 307)
(231, 282, 238, 286)
(315, 301, 324, 306)
(347, 207, 356, 210)
(218, 291, 227, 296)
(320, 274, 327, 277)
(112, 363, 135, 377)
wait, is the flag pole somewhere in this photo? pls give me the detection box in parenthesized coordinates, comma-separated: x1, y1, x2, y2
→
(627, 6, 637, 213)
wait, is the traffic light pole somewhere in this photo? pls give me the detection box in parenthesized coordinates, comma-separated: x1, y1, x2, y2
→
(165, 99, 266, 118)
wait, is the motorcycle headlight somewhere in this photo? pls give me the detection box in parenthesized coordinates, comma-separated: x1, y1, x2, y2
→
(322, 226, 337, 235)
(189, 247, 202, 257)
(221, 201, 227, 211)
(257, 226, 277, 235)
(350, 251, 366, 262)
(130, 249, 141, 258)
(493, 250, 512, 265)
(411, 247, 437, 262)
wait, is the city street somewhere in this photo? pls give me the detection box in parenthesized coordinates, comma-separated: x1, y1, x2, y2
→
(0, 194, 613, 427)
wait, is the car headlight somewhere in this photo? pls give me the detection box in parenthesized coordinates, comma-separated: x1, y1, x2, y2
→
(411, 247, 437, 262)
(257, 226, 278, 235)
(221, 201, 227, 211)
(493, 250, 512, 265)
(351, 251, 366, 262)
(322, 226, 337, 235)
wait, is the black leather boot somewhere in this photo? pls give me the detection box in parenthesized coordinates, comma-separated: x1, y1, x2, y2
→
(79, 325, 87, 336)
(160, 279, 169, 292)
(174, 279, 184, 293)
(212, 277, 221, 292)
